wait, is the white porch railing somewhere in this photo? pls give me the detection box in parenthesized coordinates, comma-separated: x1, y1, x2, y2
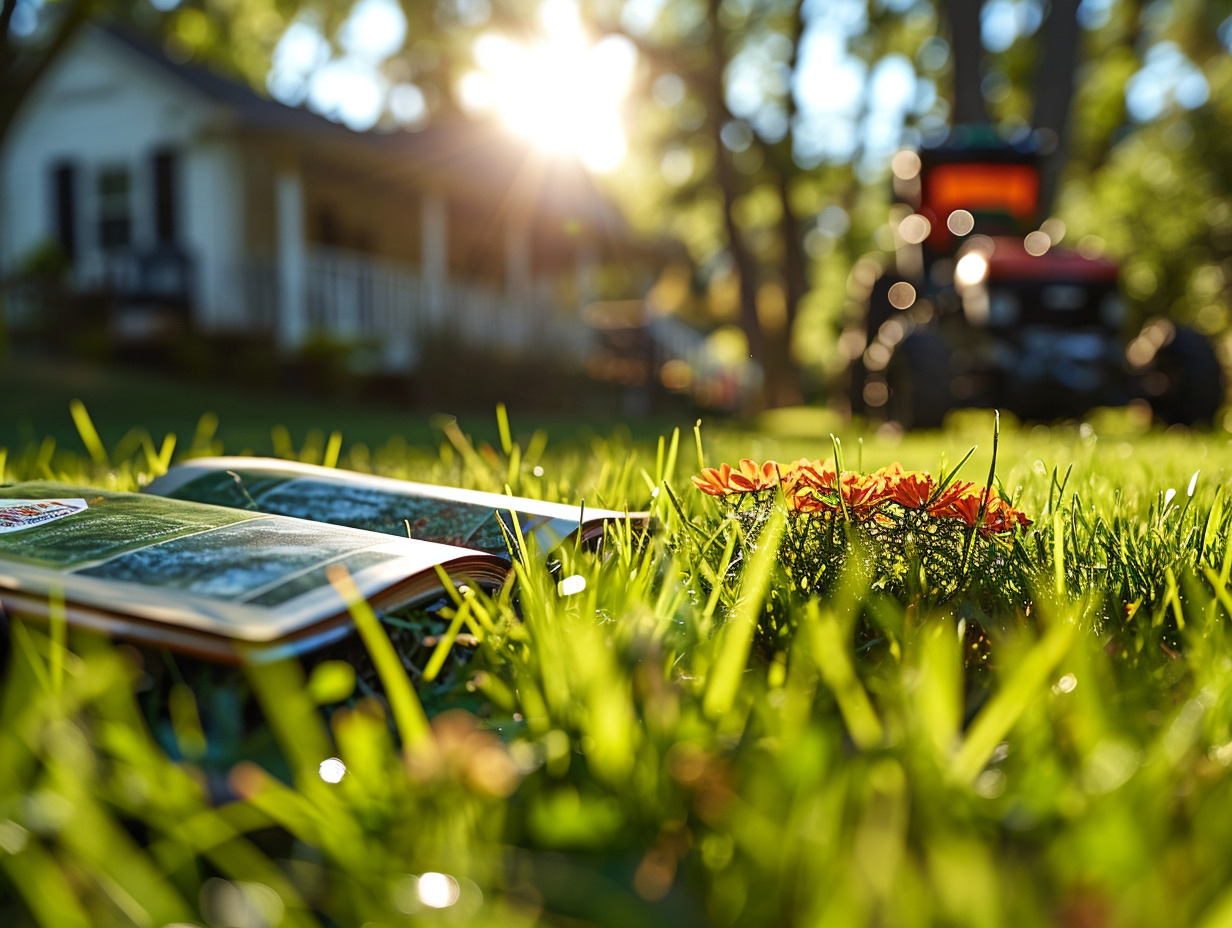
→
(244, 246, 592, 373)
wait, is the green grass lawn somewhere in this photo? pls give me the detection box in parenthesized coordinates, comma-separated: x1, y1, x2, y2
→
(4, 398, 1232, 927)
(0, 354, 690, 456)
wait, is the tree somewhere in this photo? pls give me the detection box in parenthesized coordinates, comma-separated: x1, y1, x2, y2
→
(0, 0, 492, 151)
(1, 0, 106, 147)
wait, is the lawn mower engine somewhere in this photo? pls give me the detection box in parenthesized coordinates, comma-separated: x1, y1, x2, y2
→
(849, 129, 1224, 428)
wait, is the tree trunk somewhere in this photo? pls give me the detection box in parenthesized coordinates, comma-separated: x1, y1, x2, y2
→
(1032, 0, 1082, 216)
(767, 0, 807, 407)
(714, 132, 766, 384)
(1074, 0, 1144, 175)
(705, 0, 767, 397)
(943, 0, 988, 125)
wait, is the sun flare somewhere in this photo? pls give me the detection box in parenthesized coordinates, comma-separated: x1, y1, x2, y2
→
(459, 0, 636, 173)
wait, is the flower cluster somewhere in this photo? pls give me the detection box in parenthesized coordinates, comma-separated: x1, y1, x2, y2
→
(692, 458, 1031, 535)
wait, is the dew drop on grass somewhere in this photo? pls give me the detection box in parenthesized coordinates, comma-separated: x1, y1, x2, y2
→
(1052, 673, 1078, 695)
(974, 769, 1007, 798)
(1209, 741, 1232, 767)
(558, 575, 586, 596)
(0, 820, 29, 854)
(533, 466, 544, 477)
(1081, 740, 1141, 795)
(319, 757, 346, 783)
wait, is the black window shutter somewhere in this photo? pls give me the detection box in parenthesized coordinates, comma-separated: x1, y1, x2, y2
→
(52, 161, 77, 262)
(153, 149, 178, 245)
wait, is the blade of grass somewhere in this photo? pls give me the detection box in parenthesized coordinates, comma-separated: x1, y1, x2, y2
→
(950, 615, 1076, 784)
(191, 412, 219, 455)
(704, 507, 786, 719)
(806, 600, 883, 751)
(157, 433, 176, 473)
(961, 410, 999, 575)
(271, 425, 294, 461)
(69, 400, 108, 467)
(495, 403, 513, 456)
(0, 839, 94, 928)
(933, 445, 978, 497)
(49, 586, 65, 694)
(1053, 507, 1066, 598)
(701, 529, 740, 634)
(422, 598, 473, 683)
(322, 430, 343, 469)
(327, 566, 432, 754)
(664, 427, 680, 484)
(1165, 566, 1185, 631)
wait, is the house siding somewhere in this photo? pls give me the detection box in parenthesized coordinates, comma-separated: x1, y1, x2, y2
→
(0, 27, 655, 373)
(1, 30, 237, 329)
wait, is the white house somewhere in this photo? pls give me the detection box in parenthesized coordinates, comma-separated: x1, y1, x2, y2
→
(0, 25, 653, 371)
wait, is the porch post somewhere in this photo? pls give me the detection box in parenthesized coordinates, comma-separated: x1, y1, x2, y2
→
(575, 241, 598, 309)
(505, 212, 532, 298)
(276, 162, 307, 352)
(421, 191, 448, 324)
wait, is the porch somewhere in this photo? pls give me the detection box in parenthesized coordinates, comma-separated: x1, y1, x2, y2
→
(242, 244, 592, 372)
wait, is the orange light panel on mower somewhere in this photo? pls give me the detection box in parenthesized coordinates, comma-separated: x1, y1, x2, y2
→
(924, 163, 1040, 222)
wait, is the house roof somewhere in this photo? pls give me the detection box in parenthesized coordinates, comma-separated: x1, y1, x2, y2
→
(93, 24, 638, 237)
(98, 25, 372, 137)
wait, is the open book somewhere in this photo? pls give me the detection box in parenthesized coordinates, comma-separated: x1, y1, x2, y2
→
(144, 457, 635, 557)
(0, 462, 645, 664)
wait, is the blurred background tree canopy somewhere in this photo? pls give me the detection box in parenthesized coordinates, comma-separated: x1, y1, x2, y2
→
(4, 0, 1232, 406)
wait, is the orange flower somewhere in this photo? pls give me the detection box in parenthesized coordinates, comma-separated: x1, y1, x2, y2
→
(781, 458, 836, 491)
(780, 458, 837, 512)
(872, 462, 905, 481)
(691, 459, 780, 496)
(839, 471, 896, 518)
(692, 463, 736, 496)
(787, 491, 836, 514)
(981, 496, 1033, 534)
(883, 468, 937, 510)
(728, 458, 780, 493)
(926, 481, 979, 521)
(941, 492, 985, 528)
(920, 481, 1035, 534)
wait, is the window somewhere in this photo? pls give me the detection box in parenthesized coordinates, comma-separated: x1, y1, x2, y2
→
(97, 167, 131, 249)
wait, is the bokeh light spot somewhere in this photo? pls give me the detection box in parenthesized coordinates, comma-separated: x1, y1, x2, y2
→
(947, 209, 975, 236)
(417, 872, 461, 908)
(1024, 231, 1051, 256)
(898, 214, 931, 245)
(888, 282, 917, 309)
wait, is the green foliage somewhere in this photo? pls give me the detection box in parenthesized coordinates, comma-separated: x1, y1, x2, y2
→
(7, 414, 1232, 924)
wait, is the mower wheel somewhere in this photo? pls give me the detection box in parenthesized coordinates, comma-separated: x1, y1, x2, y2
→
(887, 332, 953, 429)
(1150, 326, 1224, 426)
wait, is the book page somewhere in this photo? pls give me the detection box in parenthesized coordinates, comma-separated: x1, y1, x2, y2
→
(0, 484, 503, 647)
(146, 458, 636, 557)
(0, 483, 258, 568)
